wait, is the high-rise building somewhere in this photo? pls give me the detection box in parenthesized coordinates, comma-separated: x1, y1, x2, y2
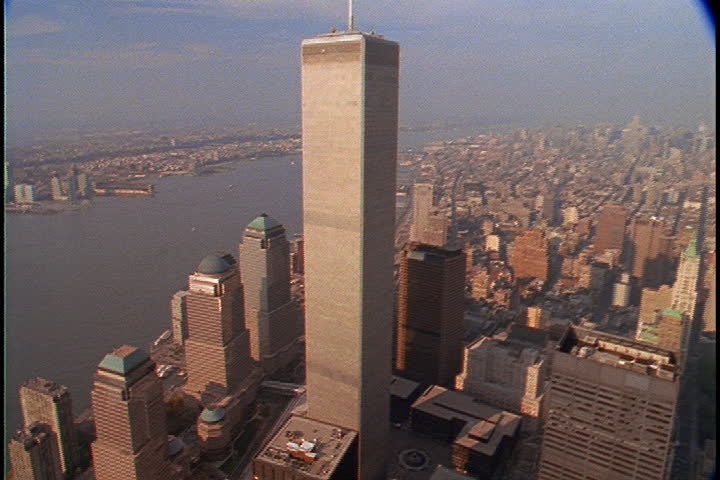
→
(703, 267, 716, 333)
(671, 234, 700, 321)
(239, 214, 301, 374)
(538, 326, 679, 480)
(8, 423, 63, 480)
(91, 345, 172, 479)
(593, 204, 627, 254)
(183, 254, 253, 400)
(509, 228, 549, 282)
(298, 29, 399, 480)
(411, 183, 447, 246)
(638, 284, 673, 328)
(292, 234, 305, 275)
(628, 216, 674, 288)
(170, 290, 189, 345)
(14, 184, 36, 204)
(611, 272, 631, 307)
(396, 243, 465, 388)
(455, 325, 548, 425)
(19, 378, 79, 474)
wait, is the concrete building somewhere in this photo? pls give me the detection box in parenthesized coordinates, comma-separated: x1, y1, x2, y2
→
(593, 204, 627, 254)
(170, 290, 189, 345)
(538, 326, 679, 480)
(638, 284, 673, 329)
(509, 228, 549, 282)
(19, 378, 78, 474)
(298, 29, 399, 480)
(14, 184, 36, 204)
(612, 272, 632, 307)
(455, 325, 548, 426)
(526, 305, 550, 329)
(628, 216, 674, 289)
(410, 386, 521, 478)
(183, 254, 254, 400)
(396, 243, 466, 388)
(703, 269, 715, 333)
(253, 415, 359, 480)
(671, 235, 700, 321)
(91, 345, 173, 479)
(410, 183, 448, 247)
(8, 423, 63, 480)
(239, 214, 301, 374)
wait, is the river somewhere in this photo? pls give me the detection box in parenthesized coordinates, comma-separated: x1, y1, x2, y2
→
(4, 125, 488, 443)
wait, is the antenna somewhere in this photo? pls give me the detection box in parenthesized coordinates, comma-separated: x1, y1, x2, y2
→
(348, 0, 354, 31)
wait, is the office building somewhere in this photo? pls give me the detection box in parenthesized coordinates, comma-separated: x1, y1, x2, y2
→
(91, 345, 173, 479)
(593, 204, 627, 254)
(410, 386, 521, 478)
(292, 234, 305, 275)
(14, 184, 36, 204)
(8, 423, 63, 480)
(239, 214, 301, 374)
(611, 272, 631, 307)
(253, 416, 359, 480)
(628, 216, 674, 288)
(19, 378, 78, 474)
(183, 254, 253, 400)
(703, 269, 715, 333)
(396, 243, 466, 387)
(411, 183, 447, 246)
(297, 28, 399, 480)
(526, 305, 550, 329)
(509, 228, 549, 282)
(538, 326, 679, 480)
(671, 234, 700, 321)
(455, 326, 547, 422)
(170, 290, 189, 345)
(638, 284, 673, 328)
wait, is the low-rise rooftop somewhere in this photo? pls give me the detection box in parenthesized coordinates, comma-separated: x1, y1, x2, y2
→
(256, 415, 357, 479)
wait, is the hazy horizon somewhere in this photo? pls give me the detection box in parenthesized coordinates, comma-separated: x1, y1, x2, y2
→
(6, 1, 716, 146)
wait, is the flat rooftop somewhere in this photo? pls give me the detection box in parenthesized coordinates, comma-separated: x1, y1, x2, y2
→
(21, 377, 68, 398)
(390, 375, 422, 400)
(558, 326, 678, 381)
(412, 386, 521, 456)
(256, 414, 357, 479)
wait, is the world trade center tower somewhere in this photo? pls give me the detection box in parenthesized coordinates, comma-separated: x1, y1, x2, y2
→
(302, 31, 399, 480)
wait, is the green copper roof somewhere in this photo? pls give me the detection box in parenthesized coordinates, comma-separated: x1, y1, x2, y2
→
(197, 254, 231, 274)
(99, 346, 149, 375)
(246, 213, 281, 232)
(660, 307, 682, 319)
(200, 407, 226, 423)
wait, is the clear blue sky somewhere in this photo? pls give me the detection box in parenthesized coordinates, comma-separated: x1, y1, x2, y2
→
(5, 0, 716, 144)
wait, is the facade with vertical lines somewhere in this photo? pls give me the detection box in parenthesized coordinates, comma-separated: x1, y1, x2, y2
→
(396, 242, 466, 388)
(300, 30, 399, 480)
(593, 204, 627, 254)
(19, 377, 78, 475)
(183, 254, 253, 400)
(91, 345, 172, 480)
(538, 327, 679, 480)
(239, 214, 301, 374)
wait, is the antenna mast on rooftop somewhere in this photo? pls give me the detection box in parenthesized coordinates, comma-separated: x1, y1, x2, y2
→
(348, 0, 355, 31)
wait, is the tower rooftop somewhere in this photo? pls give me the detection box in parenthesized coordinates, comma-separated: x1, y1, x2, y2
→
(21, 377, 68, 397)
(197, 254, 231, 274)
(246, 213, 282, 232)
(98, 345, 149, 375)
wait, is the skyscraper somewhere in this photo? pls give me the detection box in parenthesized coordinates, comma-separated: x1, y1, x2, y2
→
(8, 423, 63, 480)
(396, 243, 465, 388)
(19, 378, 79, 474)
(671, 234, 700, 321)
(509, 228, 549, 282)
(628, 216, 674, 288)
(183, 254, 253, 400)
(239, 213, 301, 374)
(411, 183, 447, 246)
(300, 29, 399, 480)
(538, 326, 679, 480)
(91, 345, 172, 479)
(593, 204, 627, 254)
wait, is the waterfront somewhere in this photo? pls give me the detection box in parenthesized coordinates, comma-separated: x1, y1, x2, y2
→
(4, 127, 484, 444)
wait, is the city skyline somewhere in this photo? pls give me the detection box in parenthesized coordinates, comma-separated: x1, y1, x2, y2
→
(6, 1, 715, 144)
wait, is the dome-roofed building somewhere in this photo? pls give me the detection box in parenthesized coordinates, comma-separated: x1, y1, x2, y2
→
(197, 254, 231, 275)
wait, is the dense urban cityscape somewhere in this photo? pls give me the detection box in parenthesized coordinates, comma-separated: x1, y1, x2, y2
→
(5, 5, 716, 480)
